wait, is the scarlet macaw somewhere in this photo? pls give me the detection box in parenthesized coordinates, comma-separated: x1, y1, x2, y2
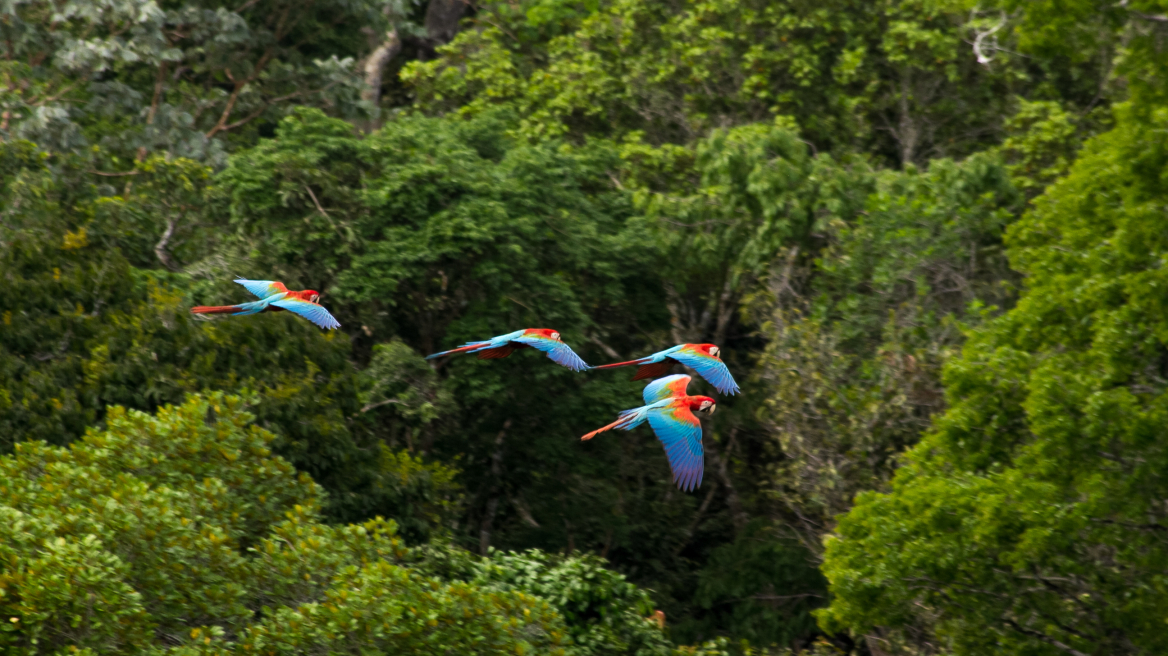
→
(581, 374, 715, 491)
(190, 278, 340, 330)
(591, 344, 739, 395)
(425, 329, 589, 372)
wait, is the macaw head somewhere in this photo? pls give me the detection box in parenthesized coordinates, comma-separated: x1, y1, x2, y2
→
(691, 343, 722, 359)
(692, 396, 717, 415)
(527, 328, 562, 341)
(304, 290, 322, 304)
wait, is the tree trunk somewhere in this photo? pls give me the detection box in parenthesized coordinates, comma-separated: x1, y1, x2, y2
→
(361, 28, 401, 132)
(478, 419, 511, 555)
(897, 68, 918, 168)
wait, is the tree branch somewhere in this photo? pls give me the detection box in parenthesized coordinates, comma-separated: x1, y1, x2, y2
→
(154, 216, 179, 271)
(1002, 619, 1090, 656)
(360, 398, 405, 413)
(205, 81, 246, 138)
(585, 334, 621, 360)
(304, 184, 329, 217)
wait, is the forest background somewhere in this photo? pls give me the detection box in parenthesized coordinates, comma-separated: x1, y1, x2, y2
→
(2, 0, 1168, 654)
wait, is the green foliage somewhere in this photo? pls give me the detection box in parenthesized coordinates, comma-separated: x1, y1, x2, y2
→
(405, 0, 1101, 165)
(0, 0, 385, 162)
(8, 0, 1165, 652)
(0, 393, 711, 655)
(620, 120, 873, 346)
(820, 102, 1168, 653)
(416, 543, 676, 655)
(748, 149, 1019, 561)
(0, 139, 459, 537)
(690, 522, 826, 648)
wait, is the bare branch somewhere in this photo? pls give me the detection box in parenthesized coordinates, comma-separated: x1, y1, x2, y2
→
(1002, 619, 1090, 656)
(360, 398, 406, 413)
(86, 169, 141, 177)
(585, 334, 621, 360)
(304, 184, 329, 217)
(154, 216, 179, 271)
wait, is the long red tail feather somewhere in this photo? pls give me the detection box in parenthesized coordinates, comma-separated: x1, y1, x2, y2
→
(190, 305, 239, 314)
(581, 414, 637, 441)
(590, 358, 648, 370)
(581, 419, 623, 441)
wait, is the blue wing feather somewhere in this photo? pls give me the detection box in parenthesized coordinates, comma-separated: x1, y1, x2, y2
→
(270, 298, 341, 330)
(234, 278, 286, 299)
(642, 374, 691, 405)
(515, 334, 590, 372)
(647, 404, 704, 492)
(670, 350, 740, 395)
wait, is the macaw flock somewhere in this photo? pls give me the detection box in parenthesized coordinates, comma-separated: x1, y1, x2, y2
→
(192, 278, 741, 492)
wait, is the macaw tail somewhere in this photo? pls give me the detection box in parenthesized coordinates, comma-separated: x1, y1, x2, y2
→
(581, 407, 648, 441)
(191, 299, 270, 316)
(190, 305, 243, 314)
(589, 358, 649, 370)
(425, 341, 491, 360)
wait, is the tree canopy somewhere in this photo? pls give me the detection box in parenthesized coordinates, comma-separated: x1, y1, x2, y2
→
(3, 0, 1167, 653)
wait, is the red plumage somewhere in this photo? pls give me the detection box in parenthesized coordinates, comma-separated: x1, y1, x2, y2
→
(190, 305, 240, 314)
(630, 360, 675, 380)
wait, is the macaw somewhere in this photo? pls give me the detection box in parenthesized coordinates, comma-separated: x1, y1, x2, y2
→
(591, 344, 739, 395)
(190, 278, 341, 330)
(425, 328, 589, 372)
(581, 374, 715, 492)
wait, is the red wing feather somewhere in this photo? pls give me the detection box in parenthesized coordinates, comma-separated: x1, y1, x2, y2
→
(631, 360, 676, 381)
(476, 346, 516, 359)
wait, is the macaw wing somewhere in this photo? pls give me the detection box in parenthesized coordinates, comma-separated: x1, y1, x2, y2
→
(670, 349, 740, 395)
(270, 298, 341, 330)
(647, 403, 704, 492)
(514, 334, 590, 372)
(235, 278, 288, 299)
(642, 374, 691, 405)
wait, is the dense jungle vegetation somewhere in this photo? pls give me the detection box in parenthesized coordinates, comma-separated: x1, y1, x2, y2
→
(2, 0, 1167, 653)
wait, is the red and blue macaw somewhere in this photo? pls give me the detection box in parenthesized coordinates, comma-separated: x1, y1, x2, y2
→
(190, 278, 340, 330)
(425, 328, 590, 372)
(591, 344, 739, 395)
(581, 374, 715, 492)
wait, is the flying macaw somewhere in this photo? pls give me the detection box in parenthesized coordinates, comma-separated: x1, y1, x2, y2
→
(591, 344, 740, 395)
(581, 374, 715, 492)
(425, 328, 589, 372)
(190, 278, 340, 330)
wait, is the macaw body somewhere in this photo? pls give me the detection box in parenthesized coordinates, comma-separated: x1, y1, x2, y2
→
(591, 343, 739, 395)
(581, 374, 715, 492)
(190, 278, 341, 330)
(425, 328, 589, 372)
